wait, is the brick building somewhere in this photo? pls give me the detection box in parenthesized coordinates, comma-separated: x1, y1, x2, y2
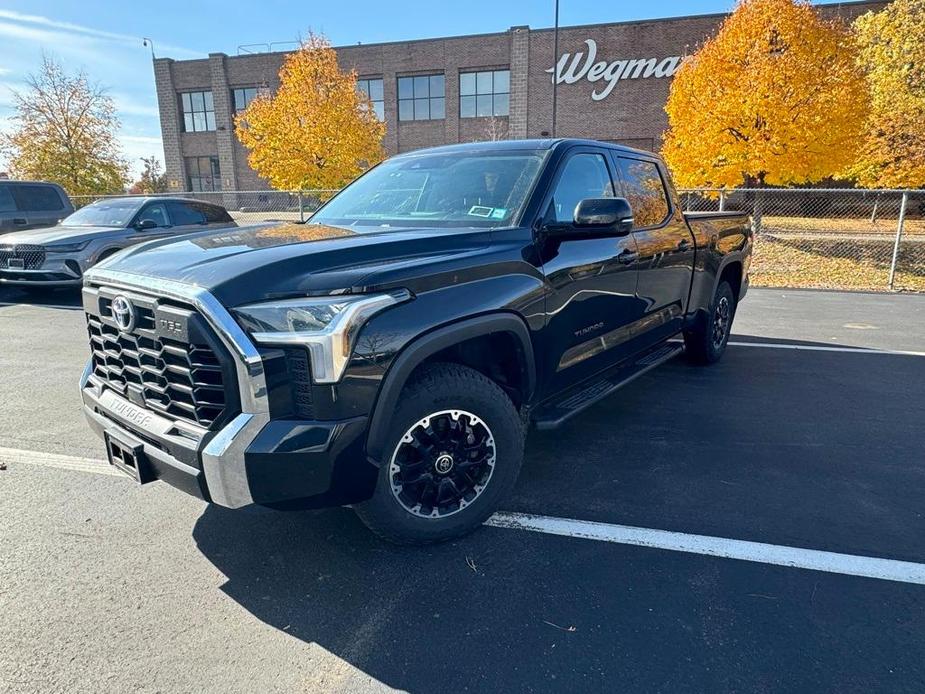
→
(153, 1, 885, 193)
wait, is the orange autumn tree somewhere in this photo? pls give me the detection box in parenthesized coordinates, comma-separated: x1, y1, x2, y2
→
(851, 0, 925, 188)
(662, 0, 868, 188)
(235, 33, 385, 191)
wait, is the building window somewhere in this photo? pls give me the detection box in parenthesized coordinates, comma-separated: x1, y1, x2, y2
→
(181, 91, 215, 132)
(460, 69, 510, 118)
(186, 156, 221, 192)
(357, 78, 384, 120)
(397, 74, 445, 121)
(232, 87, 259, 113)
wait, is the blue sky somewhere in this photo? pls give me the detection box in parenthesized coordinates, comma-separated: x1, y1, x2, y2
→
(0, 0, 847, 179)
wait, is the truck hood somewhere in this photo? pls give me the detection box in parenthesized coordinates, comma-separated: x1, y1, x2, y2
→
(90, 222, 495, 306)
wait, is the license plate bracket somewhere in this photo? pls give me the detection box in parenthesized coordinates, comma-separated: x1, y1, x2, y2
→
(104, 432, 152, 484)
(7, 258, 25, 270)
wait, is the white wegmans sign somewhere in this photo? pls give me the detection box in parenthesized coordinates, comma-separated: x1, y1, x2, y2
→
(546, 39, 683, 101)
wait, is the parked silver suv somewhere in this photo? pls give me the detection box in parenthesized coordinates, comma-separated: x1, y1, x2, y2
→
(0, 196, 237, 287)
(0, 180, 73, 233)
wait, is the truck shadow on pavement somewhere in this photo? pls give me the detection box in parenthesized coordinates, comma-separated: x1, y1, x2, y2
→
(0, 286, 82, 309)
(191, 343, 925, 691)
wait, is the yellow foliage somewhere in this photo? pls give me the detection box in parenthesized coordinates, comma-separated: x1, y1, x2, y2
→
(235, 33, 386, 191)
(851, 0, 925, 188)
(1, 56, 129, 195)
(662, 0, 868, 188)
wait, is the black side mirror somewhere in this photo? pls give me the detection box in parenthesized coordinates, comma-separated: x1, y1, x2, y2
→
(573, 197, 634, 235)
(134, 219, 158, 230)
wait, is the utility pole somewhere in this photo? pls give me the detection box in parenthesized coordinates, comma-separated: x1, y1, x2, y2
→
(551, 0, 559, 137)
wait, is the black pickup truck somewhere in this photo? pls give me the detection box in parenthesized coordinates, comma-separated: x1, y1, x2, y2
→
(80, 139, 751, 544)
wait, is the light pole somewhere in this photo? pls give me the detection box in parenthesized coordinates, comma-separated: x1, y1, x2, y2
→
(551, 0, 559, 137)
(142, 37, 156, 60)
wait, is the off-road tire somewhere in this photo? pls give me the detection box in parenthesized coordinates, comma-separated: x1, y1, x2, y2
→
(355, 362, 524, 545)
(683, 280, 736, 365)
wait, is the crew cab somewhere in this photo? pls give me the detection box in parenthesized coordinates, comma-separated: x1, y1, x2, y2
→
(80, 139, 751, 544)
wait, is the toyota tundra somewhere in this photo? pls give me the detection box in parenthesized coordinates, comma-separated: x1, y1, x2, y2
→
(80, 139, 751, 544)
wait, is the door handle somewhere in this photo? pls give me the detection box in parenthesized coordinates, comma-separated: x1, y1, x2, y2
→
(677, 239, 692, 251)
(12, 218, 27, 225)
(617, 249, 638, 265)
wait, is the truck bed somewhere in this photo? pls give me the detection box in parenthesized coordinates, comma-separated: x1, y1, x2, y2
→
(683, 209, 752, 312)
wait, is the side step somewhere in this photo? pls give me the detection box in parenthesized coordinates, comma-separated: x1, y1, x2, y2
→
(531, 342, 684, 430)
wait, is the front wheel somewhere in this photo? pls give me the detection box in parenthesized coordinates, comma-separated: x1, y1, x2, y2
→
(683, 280, 736, 365)
(355, 362, 524, 545)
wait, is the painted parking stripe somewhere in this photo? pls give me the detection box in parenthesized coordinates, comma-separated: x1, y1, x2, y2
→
(486, 512, 925, 586)
(726, 341, 925, 357)
(0, 446, 120, 477)
(8, 445, 925, 585)
(0, 302, 81, 310)
(666, 338, 925, 357)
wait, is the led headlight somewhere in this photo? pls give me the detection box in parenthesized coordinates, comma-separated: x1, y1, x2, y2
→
(234, 289, 411, 383)
(48, 241, 90, 253)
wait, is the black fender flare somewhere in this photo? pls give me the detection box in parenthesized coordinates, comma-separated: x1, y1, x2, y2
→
(712, 252, 746, 300)
(365, 312, 536, 465)
(685, 252, 747, 333)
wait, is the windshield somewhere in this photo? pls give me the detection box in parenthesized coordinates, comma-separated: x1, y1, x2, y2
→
(310, 150, 546, 229)
(63, 199, 143, 227)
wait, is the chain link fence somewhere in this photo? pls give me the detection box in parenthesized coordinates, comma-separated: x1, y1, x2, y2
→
(71, 187, 925, 293)
(679, 188, 925, 292)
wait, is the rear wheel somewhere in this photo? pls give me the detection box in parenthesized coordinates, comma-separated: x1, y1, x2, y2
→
(355, 362, 524, 545)
(683, 280, 736, 365)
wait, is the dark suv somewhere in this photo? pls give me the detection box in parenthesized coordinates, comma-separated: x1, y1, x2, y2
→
(0, 180, 73, 234)
(80, 139, 751, 544)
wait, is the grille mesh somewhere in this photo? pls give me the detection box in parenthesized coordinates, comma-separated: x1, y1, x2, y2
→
(0, 244, 45, 269)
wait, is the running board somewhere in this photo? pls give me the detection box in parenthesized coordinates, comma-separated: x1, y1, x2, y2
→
(532, 343, 684, 430)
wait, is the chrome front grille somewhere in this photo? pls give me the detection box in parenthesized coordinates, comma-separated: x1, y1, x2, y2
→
(0, 244, 45, 269)
(84, 288, 239, 430)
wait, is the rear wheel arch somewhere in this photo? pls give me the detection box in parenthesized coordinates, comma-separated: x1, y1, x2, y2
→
(365, 313, 535, 465)
(717, 260, 743, 301)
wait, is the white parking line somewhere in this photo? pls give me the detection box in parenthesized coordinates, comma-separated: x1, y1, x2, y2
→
(0, 446, 120, 477)
(486, 512, 925, 586)
(0, 302, 81, 310)
(665, 338, 925, 357)
(726, 341, 925, 357)
(6, 445, 924, 585)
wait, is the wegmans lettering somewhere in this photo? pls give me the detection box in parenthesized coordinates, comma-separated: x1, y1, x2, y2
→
(546, 39, 683, 100)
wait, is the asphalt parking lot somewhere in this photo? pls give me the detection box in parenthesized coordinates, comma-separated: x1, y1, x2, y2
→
(1, 286, 924, 693)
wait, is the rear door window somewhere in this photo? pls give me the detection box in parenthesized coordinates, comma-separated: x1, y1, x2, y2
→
(191, 202, 232, 223)
(616, 158, 670, 228)
(166, 201, 207, 226)
(11, 184, 65, 212)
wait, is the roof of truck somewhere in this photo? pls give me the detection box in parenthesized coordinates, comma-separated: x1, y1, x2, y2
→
(395, 138, 658, 159)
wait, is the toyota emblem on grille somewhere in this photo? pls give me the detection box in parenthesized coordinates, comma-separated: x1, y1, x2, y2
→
(111, 295, 136, 333)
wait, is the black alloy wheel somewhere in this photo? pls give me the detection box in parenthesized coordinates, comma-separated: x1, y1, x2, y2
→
(354, 362, 524, 545)
(388, 409, 496, 518)
(711, 294, 732, 350)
